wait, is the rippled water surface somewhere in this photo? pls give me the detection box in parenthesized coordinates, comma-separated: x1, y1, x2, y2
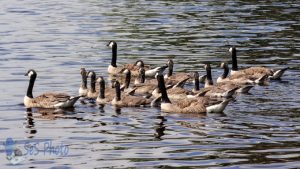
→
(0, 0, 300, 168)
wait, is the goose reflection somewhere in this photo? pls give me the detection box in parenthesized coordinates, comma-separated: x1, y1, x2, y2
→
(154, 116, 166, 139)
(24, 108, 37, 138)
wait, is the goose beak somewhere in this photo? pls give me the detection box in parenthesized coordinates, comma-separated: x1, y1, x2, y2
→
(25, 73, 28, 76)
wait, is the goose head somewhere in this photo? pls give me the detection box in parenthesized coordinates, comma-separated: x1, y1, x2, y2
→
(220, 62, 228, 69)
(25, 69, 37, 79)
(122, 69, 131, 89)
(193, 71, 200, 91)
(97, 77, 106, 99)
(135, 60, 144, 67)
(229, 46, 236, 53)
(87, 71, 96, 79)
(80, 67, 87, 76)
(96, 76, 105, 84)
(107, 41, 117, 48)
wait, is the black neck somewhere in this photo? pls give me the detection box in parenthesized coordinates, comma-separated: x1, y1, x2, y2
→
(111, 45, 117, 67)
(125, 71, 131, 88)
(139, 70, 145, 83)
(194, 78, 199, 91)
(115, 82, 121, 101)
(231, 48, 238, 71)
(206, 66, 214, 85)
(168, 65, 173, 77)
(90, 74, 96, 92)
(157, 75, 171, 103)
(27, 76, 36, 98)
(99, 81, 105, 99)
(81, 75, 87, 89)
(222, 65, 229, 78)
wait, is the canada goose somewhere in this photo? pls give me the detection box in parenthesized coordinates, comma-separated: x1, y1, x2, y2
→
(107, 41, 168, 77)
(134, 67, 145, 85)
(164, 59, 207, 84)
(200, 64, 240, 97)
(152, 75, 191, 99)
(217, 62, 269, 85)
(87, 71, 98, 98)
(205, 63, 254, 93)
(24, 69, 81, 108)
(111, 81, 152, 107)
(79, 68, 88, 97)
(96, 76, 115, 105)
(157, 74, 232, 114)
(122, 68, 159, 97)
(229, 47, 288, 79)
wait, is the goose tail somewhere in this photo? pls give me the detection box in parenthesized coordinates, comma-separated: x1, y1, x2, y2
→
(174, 77, 190, 88)
(62, 95, 82, 108)
(270, 67, 289, 80)
(255, 74, 269, 85)
(206, 98, 232, 113)
(236, 85, 254, 93)
(151, 96, 162, 107)
(221, 87, 239, 98)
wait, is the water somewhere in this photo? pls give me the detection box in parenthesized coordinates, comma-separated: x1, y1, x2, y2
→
(0, 0, 299, 168)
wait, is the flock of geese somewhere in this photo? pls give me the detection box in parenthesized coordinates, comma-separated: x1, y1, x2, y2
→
(24, 41, 289, 114)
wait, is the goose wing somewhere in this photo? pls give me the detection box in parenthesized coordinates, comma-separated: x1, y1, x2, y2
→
(34, 93, 71, 108)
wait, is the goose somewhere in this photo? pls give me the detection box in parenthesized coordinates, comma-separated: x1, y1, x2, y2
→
(96, 77, 115, 105)
(107, 41, 168, 77)
(164, 59, 207, 84)
(24, 69, 81, 108)
(205, 63, 254, 93)
(78, 68, 88, 97)
(122, 68, 159, 97)
(132, 68, 158, 96)
(152, 75, 191, 99)
(157, 73, 232, 114)
(229, 47, 288, 79)
(111, 80, 152, 107)
(217, 62, 269, 85)
(134, 67, 145, 85)
(86, 71, 98, 98)
(198, 64, 240, 97)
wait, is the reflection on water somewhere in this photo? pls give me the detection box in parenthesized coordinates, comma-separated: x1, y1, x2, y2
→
(0, 0, 299, 168)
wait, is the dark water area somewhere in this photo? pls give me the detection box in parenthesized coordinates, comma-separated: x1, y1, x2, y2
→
(0, 0, 299, 168)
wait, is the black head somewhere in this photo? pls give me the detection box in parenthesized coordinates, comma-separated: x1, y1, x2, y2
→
(123, 69, 131, 76)
(204, 63, 211, 71)
(80, 68, 87, 76)
(193, 72, 199, 79)
(220, 62, 228, 69)
(135, 60, 144, 67)
(167, 59, 174, 67)
(107, 41, 117, 48)
(229, 46, 236, 53)
(25, 69, 37, 78)
(87, 71, 96, 78)
(96, 76, 105, 83)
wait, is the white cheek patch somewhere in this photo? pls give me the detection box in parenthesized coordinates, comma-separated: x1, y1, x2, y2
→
(229, 47, 233, 53)
(28, 71, 34, 77)
(136, 61, 142, 67)
(109, 42, 114, 48)
(88, 72, 93, 77)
